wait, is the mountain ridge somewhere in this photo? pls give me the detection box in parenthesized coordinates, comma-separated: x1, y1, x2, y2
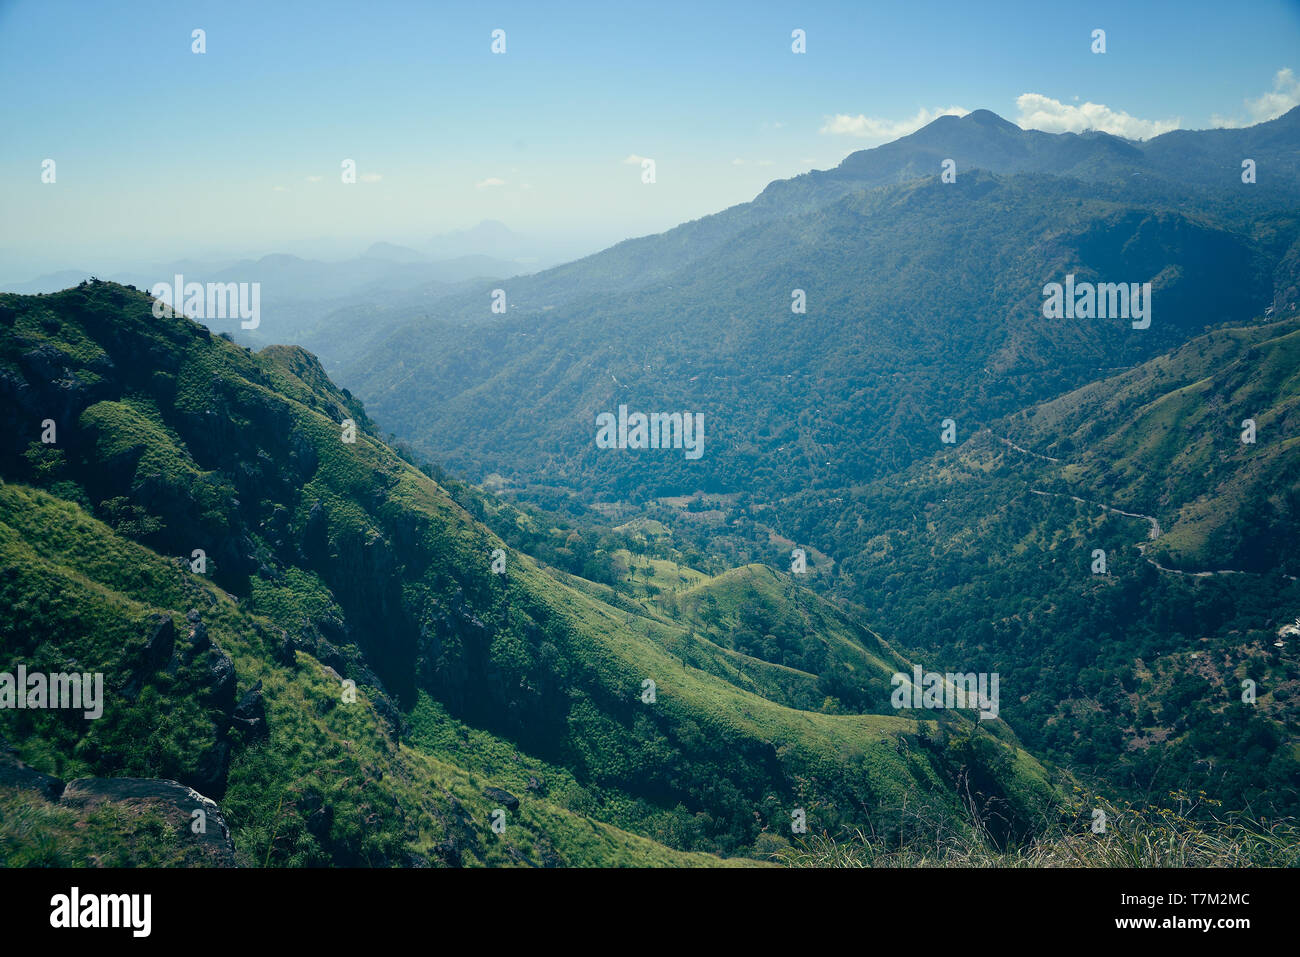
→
(0, 280, 1057, 865)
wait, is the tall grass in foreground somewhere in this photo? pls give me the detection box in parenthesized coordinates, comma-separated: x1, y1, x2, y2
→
(779, 792, 1300, 868)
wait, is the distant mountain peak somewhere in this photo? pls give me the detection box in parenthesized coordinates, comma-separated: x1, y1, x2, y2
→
(962, 108, 1020, 131)
(432, 220, 517, 245)
(363, 241, 428, 263)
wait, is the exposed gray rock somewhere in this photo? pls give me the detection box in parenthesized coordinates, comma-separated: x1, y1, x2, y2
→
(231, 681, 267, 739)
(482, 786, 519, 811)
(0, 747, 64, 801)
(144, 614, 176, 670)
(206, 646, 236, 712)
(59, 777, 236, 865)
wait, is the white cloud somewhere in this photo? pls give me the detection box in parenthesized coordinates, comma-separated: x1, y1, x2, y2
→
(731, 158, 745, 166)
(1015, 93, 1179, 139)
(1247, 67, 1300, 120)
(1212, 68, 1300, 128)
(475, 177, 506, 189)
(757, 159, 774, 166)
(622, 154, 648, 165)
(360, 172, 383, 182)
(820, 106, 969, 142)
(272, 185, 288, 192)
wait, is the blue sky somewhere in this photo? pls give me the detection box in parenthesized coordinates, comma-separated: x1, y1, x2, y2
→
(1, 0, 1298, 277)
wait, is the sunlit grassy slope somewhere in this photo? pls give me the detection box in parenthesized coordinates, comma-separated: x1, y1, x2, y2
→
(0, 282, 1055, 865)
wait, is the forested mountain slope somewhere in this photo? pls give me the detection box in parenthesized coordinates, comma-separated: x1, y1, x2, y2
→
(0, 282, 1055, 865)
(325, 109, 1300, 509)
(770, 317, 1300, 817)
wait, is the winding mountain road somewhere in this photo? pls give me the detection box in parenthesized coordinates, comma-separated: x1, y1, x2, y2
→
(991, 433, 1296, 581)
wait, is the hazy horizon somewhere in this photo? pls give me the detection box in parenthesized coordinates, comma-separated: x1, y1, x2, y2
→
(3, 0, 1299, 284)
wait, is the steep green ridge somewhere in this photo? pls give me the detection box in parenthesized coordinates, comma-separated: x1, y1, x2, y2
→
(0, 483, 725, 866)
(0, 282, 1055, 865)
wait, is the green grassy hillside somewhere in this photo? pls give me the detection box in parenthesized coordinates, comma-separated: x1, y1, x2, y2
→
(0, 281, 1057, 865)
(1008, 317, 1300, 574)
(757, 317, 1300, 820)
